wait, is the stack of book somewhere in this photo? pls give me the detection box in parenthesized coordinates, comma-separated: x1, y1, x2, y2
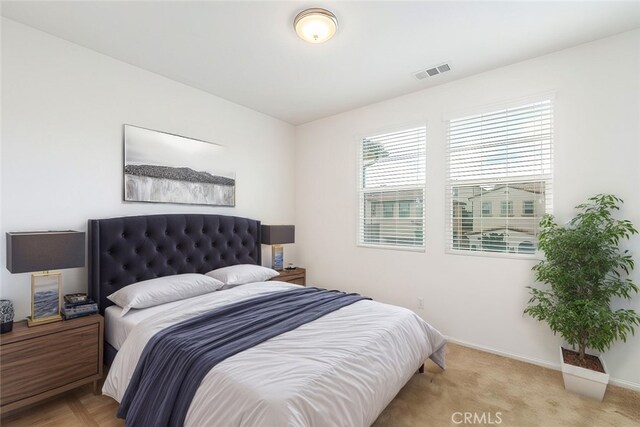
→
(61, 293, 98, 320)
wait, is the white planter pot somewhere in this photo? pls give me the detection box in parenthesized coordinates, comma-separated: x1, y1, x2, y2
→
(560, 346, 609, 401)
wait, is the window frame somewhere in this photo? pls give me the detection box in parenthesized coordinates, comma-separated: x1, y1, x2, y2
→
(370, 201, 380, 217)
(382, 201, 395, 218)
(481, 201, 492, 216)
(500, 200, 514, 217)
(444, 95, 554, 259)
(522, 200, 535, 216)
(399, 200, 412, 218)
(357, 122, 427, 252)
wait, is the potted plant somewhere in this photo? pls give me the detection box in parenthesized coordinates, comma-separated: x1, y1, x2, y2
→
(525, 194, 640, 401)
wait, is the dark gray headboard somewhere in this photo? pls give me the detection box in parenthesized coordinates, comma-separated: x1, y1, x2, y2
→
(88, 214, 261, 314)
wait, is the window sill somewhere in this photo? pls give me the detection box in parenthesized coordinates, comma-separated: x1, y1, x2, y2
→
(445, 248, 542, 261)
(358, 243, 426, 253)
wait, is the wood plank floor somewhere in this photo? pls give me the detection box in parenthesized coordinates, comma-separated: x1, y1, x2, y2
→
(1, 383, 123, 427)
(2, 344, 639, 426)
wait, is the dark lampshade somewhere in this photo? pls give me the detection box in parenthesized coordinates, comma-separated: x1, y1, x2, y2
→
(261, 225, 295, 245)
(6, 231, 85, 273)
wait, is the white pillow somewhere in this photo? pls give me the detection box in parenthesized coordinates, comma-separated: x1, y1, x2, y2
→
(205, 264, 278, 286)
(107, 273, 224, 316)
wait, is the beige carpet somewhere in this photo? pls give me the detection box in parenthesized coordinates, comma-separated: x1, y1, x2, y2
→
(3, 343, 639, 426)
(374, 344, 640, 427)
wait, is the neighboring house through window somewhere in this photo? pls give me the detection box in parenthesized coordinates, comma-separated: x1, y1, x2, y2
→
(359, 126, 426, 249)
(446, 98, 553, 255)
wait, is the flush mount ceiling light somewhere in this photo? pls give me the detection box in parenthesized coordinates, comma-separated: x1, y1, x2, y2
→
(294, 8, 338, 44)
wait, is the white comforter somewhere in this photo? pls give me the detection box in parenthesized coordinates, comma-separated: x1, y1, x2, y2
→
(103, 282, 446, 427)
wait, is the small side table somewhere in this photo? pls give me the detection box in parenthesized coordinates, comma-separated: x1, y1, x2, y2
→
(269, 267, 306, 286)
(0, 314, 104, 415)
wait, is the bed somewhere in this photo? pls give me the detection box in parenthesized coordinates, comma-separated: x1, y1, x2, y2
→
(89, 213, 446, 426)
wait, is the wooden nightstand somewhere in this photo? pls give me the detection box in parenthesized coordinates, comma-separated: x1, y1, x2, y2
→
(270, 267, 306, 286)
(0, 314, 104, 415)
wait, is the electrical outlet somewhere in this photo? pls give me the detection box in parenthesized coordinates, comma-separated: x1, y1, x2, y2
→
(417, 297, 424, 309)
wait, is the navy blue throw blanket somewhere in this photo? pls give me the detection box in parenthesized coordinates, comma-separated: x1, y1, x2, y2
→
(118, 287, 370, 427)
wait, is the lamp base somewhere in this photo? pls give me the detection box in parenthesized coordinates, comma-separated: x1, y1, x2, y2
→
(30, 271, 63, 327)
(271, 244, 284, 271)
(27, 314, 62, 327)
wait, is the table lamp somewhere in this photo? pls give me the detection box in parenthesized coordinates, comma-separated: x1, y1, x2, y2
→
(261, 225, 295, 271)
(6, 231, 85, 326)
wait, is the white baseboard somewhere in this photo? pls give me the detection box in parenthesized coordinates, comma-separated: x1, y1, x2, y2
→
(444, 336, 640, 392)
(608, 377, 640, 392)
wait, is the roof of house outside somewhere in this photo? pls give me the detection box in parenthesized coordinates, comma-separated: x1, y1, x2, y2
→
(464, 227, 533, 236)
(467, 184, 541, 200)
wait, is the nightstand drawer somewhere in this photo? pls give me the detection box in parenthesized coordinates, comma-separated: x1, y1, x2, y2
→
(276, 273, 304, 282)
(269, 268, 306, 286)
(0, 323, 99, 406)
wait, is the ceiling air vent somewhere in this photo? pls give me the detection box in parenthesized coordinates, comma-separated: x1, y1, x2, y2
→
(414, 63, 451, 80)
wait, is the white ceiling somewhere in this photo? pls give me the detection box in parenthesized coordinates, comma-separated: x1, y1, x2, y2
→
(2, 1, 639, 125)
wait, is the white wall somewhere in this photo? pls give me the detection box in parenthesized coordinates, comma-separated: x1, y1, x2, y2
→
(0, 18, 296, 319)
(295, 30, 640, 387)
(2, 17, 639, 388)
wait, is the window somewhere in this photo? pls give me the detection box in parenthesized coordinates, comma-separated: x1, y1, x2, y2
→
(523, 200, 534, 216)
(500, 201, 513, 216)
(482, 201, 492, 216)
(371, 201, 380, 217)
(399, 200, 411, 218)
(359, 126, 426, 249)
(446, 99, 553, 255)
(383, 201, 394, 218)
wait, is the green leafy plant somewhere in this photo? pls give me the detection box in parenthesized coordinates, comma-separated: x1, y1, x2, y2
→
(525, 194, 640, 368)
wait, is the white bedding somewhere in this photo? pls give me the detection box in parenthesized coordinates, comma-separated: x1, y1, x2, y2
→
(103, 282, 446, 426)
(105, 296, 205, 350)
(104, 281, 299, 350)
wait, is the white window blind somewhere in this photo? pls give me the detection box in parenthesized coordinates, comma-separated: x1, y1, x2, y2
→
(446, 99, 553, 256)
(358, 126, 426, 249)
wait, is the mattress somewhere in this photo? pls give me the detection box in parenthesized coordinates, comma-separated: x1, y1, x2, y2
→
(104, 281, 294, 350)
(103, 281, 446, 426)
(104, 293, 207, 350)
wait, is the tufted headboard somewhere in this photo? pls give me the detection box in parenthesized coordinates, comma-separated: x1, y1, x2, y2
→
(88, 214, 261, 314)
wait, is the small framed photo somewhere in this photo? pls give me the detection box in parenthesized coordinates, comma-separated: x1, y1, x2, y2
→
(31, 272, 62, 324)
